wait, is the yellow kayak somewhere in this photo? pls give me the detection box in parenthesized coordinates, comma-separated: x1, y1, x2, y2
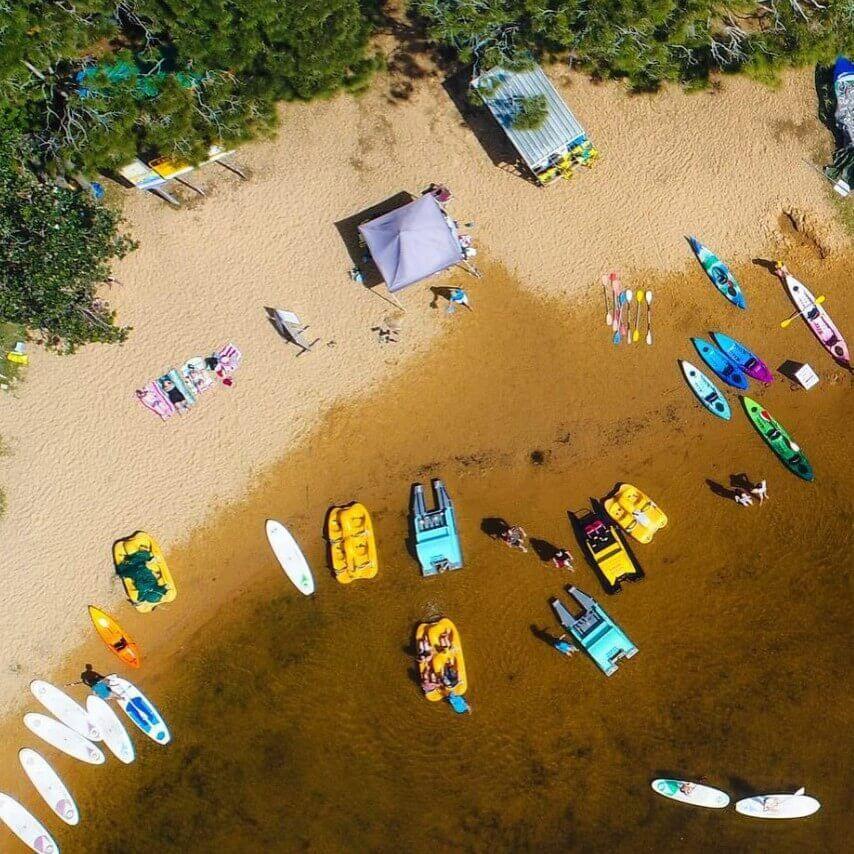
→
(603, 484, 667, 544)
(112, 531, 177, 613)
(415, 618, 467, 702)
(325, 502, 378, 584)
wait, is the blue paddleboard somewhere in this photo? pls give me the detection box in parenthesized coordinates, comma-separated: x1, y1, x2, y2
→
(679, 360, 731, 420)
(691, 338, 748, 389)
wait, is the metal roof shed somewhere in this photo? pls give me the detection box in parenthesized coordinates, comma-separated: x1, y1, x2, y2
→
(471, 64, 595, 184)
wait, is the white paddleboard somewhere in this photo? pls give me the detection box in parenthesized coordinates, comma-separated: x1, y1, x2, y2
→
(23, 713, 105, 765)
(651, 779, 730, 808)
(30, 680, 101, 741)
(19, 748, 79, 826)
(106, 675, 171, 745)
(0, 793, 59, 854)
(266, 519, 315, 595)
(735, 792, 821, 819)
(86, 696, 135, 764)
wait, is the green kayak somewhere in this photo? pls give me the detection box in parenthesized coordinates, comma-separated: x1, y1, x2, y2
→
(741, 397, 813, 481)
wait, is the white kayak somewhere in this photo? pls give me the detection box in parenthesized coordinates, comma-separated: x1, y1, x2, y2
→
(735, 791, 821, 819)
(106, 675, 171, 745)
(30, 679, 101, 741)
(23, 713, 105, 765)
(86, 695, 135, 764)
(266, 519, 315, 595)
(0, 793, 60, 854)
(651, 779, 730, 808)
(19, 748, 79, 826)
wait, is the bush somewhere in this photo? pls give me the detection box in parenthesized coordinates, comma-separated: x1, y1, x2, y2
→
(0, 127, 135, 353)
(511, 94, 548, 130)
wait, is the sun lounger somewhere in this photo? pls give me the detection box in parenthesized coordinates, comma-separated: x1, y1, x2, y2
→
(269, 309, 319, 355)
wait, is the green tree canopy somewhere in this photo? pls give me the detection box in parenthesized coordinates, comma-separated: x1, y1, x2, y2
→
(0, 126, 135, 352)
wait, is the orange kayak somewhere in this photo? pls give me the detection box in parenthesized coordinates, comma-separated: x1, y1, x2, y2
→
(87, 606, 141, 668)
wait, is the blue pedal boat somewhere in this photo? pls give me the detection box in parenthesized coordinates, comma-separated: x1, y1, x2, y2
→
(550, 587, 637, 676)
(410, 479, 463, 577)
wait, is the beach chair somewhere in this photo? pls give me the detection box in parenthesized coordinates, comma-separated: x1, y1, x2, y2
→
(268, 309, 319, 355)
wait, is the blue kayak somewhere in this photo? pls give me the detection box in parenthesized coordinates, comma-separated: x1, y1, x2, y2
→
(710, 332, 774, 384)
(691, 338, 749, 389)
(679, 360, 731, 420)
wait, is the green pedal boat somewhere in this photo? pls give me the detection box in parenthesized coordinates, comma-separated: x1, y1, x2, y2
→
(741, 397, 813, 481)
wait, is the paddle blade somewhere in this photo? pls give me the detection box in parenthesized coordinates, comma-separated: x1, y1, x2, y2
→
(613, 329, 621, 345)
(633, 329, 640, 342)
(646, 328, 653, 345)
(606, 310, 612, 326)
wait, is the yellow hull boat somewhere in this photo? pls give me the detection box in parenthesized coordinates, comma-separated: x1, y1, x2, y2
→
(603, 484, 667, 544)
(325, 502, 378, 584)
(112, 531, 177, 613)
(416, 618, 467, 702)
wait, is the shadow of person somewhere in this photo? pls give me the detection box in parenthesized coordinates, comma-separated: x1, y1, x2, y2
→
(751, 257, 780, 274)
(481, 517, 509, 539)
(529, 538, 558, 562)
(730, 472, 754, 491)
(429, 286, 453, 309)
(530, 624, 557, 648)
(706, 478, 736, 500)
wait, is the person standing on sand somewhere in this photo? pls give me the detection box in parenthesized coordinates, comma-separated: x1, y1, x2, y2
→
(751, 479, 768, 503)
(734, 490, 753, 507)
(447, 287, 471, 314)
(500, 524, 528, 552)
(69, 664, 120, 701)
(552, 549, 575, 570)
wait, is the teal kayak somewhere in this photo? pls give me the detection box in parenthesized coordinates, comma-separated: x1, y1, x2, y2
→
(688, 237, 746, 309)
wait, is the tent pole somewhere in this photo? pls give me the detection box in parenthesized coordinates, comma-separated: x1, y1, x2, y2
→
(457, 260, 482, 279)
(366, 286, 406, 313)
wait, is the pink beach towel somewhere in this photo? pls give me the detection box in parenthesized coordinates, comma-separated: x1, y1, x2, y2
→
(135, 382, 175, 421)
(215, 342, 242, 374)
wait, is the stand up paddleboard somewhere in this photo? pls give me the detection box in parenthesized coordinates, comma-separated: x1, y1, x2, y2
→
(106, 674, 171, 745)
(688, 238, 746, 309)
(651, 779, 730, 808)
(23, 713, 105, 765)
(266, 519, 315, 595)
(19, 749, 79, 825)
(30, 679, 101, 741)
(735, 790, 821, 819)
(778, 267, 849, 367)
(86, 695, 135, 763)
(692, 338, 749, 389)
(710, 332, 774, 384)
(679, 360, 731, 420)
(0, 793, 59, 854)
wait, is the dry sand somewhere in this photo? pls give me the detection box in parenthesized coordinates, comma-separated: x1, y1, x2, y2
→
(0, 63, 848, 719)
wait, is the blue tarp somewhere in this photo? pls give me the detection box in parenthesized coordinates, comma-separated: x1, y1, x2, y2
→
(358, 194, 464, 292)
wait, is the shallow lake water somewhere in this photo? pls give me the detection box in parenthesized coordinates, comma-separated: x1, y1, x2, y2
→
(31, 252, 854, 852)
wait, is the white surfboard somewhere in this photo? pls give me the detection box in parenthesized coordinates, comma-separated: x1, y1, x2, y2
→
(105, 675, 170, 745)
(735, 791, 821, 819)
(0, 793, 59, 854)
(23, 713, 105, 765)
(19, 748, 79, 826)
(86, 696, 135, 764)
(651, 779, 730, 808)
(266, 519, 315, 595)
(30, 680, 101, 741)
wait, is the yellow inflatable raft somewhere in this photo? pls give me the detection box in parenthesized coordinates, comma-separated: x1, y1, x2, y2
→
(112, 531, 176, 613)
(415, 618, 467, 702)
(325, 502, 378, 584)
(603, 484, 668, 544)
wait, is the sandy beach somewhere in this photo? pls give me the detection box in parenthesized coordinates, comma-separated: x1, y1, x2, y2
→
(0, 55, 851, 825)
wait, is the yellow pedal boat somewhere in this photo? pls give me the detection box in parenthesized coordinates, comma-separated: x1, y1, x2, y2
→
(325, 502, 378, 584)
(112, 531, 177, 612)
(415, 618, 467, 702)
(603, 484, 667, 544)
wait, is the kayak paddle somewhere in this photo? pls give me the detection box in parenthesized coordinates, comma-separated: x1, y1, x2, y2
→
(780, 295, 825, 328)
(611, 276, 622, 332)
(602, 274, 613, 326)
(623, 289, 633, 343)
(645, 290, 653, 345)
(633, 291, 643, 342)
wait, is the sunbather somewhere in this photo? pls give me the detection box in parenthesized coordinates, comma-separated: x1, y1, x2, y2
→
(500, 525, 528, 552)
(160, 378, 189, 413)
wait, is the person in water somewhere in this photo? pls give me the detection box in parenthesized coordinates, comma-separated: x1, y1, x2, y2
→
(500, 524, 528, 552)
(734, 490, 753, 507)
(552, 549, 575, 570)
(71, 664, 120, 701)
(750, 479, 768, 504)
